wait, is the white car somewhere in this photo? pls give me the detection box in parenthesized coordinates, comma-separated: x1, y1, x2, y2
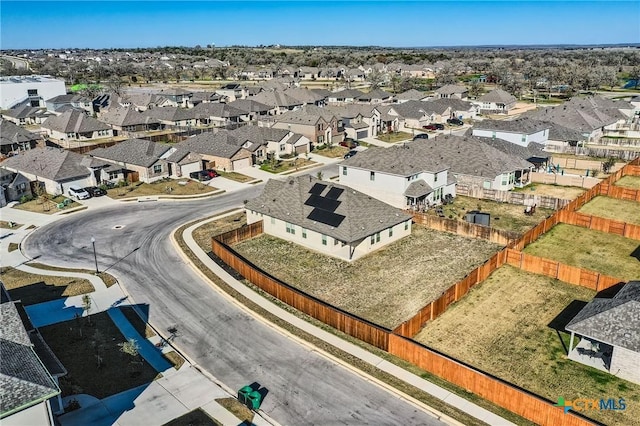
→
(68, 185, 90, 200)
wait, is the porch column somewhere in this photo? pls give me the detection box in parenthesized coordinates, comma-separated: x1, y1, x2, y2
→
(568, 331, 575, 353)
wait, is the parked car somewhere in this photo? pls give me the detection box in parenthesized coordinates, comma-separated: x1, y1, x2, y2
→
(189, 170, 213, 181)
(84, 186, 107, 197)
(343, 150, 358, 159)
(339, 140, 359, 149)
(413, 133, 429, 140)
(423, 123, 445, 131)
(68, 185, 90, 200)
(447, 118, 464, 126)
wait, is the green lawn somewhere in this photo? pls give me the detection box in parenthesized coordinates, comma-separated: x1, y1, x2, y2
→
(615, 175, 640, 189)
(415, 265, 638, 426)
(578, 196, 640, 225)
(523, 224, 640, 280)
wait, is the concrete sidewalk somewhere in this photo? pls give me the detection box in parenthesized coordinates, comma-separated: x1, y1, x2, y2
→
(178, 212, 515, 426)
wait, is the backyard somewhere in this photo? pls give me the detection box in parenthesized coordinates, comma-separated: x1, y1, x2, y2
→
(39, 312, 160, 399)
(12, 195, 81, 214)
(578, 196, 640, 225)
(523, 224, 640, 280)
(0, 266, 94, 305)
(428, 195, 553, 234)
(512, 183, 586, 200)
(232, 225, 501, 328)
(376, 131, 412, 143)
(414, 265, 639, 426)
(615, 175, 640, 189)
(107, 179, 217, 198)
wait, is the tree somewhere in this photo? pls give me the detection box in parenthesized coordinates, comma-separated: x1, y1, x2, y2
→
(468, 80, 483, 99)
(119, 338, 142, 376)
(82, 294, 92, 325)
(602, 157, 616, 174)
(316, 171, 324, 180)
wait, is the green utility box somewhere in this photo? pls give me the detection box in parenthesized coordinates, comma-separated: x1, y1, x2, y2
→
(246, 390, 263, 410)
(237, 385, 253, 406)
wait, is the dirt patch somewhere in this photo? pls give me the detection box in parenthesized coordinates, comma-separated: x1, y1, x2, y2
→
(233, 225, 501, 328)
(40, 312, 160, 399)
(164, 351, 186, 370)
(8, 243, 19, 252)
(429, 195, 553, 234)
(523, 224, 640, 280)
(513, 183, 586, 199)
(415, 265, 638, 426)
(578, 196, 640, 225)
(0, 267, 94, 305)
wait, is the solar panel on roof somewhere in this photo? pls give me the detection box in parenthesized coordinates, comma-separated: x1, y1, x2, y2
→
(308, 208, 345, 228)
(325, 187, 344, 200)
(308, 182, 327, 195)
(304, 194, 340, 211)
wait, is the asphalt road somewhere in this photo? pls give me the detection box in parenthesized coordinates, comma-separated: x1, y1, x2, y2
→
(24, 181, 446, 425)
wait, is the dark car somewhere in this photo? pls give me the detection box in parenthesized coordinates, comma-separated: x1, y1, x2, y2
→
(189, 170, 213, 181)
(204, 169, 219, 178)
(423, 123, 445, 131)
(413, 133, 429, 140)
(83, 186, 107, 197)
(447, 118, 464, 126)
(343, 150, 358, 159)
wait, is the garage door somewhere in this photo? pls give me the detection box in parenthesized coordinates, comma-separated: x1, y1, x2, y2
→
(232, 157, 252, 170)
(356, 130, 368, 140)
(180, 161, 201, 177)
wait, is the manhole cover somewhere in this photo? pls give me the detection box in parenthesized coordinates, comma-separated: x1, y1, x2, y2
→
(113, 225, 125, 230)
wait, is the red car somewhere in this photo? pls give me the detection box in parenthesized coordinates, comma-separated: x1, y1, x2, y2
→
(423, 123, 445, 131)
(204, 169, 219, 178)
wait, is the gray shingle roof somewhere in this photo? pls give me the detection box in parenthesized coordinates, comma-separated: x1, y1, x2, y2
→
(226, 99, 272, 114)
(141, 106, 198, 122)
(0, 120, 39, 147)
(323, 104, 377, 119)
(192, 102, 245, 119)
(358, 89, 392, 101)
(330, 89, 364, 99)
(531, 120, 585, 141)
(404, 179, 433, 197)
(251, 91, 303, 108)
(283, 87, 327, 104)
(566, 281, 640, 352)
(1, 147, 92, 181)
(245, 176, 412, 244)
(0, 301, 59, 417)
(425, 98, 475, 114)
(42, 109, 110, 133)
(2, 105, 50, 120)
(478, 89, 517, 104)
(99, 106, 160, 127)
(274, 105, 336, 125)
(473, 136, 549, 162)
(473, 118, 550, 134)
(231, 126, 290, 151)
(396, 89, 428, 101)
(178, 131, 243, 158)
(435, 84, 468, 95)
(341, 140, 450, 175)
(389, 100, 434, 120)
(89, 139, 170, 168)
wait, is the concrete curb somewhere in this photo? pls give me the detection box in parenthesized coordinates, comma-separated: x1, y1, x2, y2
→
(170, 211, 465, 426)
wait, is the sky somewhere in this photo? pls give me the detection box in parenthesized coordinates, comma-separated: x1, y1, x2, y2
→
(1, 1, 639, 49)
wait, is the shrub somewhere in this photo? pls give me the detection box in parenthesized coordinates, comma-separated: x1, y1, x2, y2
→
(19, 195, 33, 204)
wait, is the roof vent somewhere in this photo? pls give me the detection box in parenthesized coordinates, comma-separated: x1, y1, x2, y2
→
(379, 219, 383, 223)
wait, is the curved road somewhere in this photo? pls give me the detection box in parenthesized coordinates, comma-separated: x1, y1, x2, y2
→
(24, 186, 445, 425)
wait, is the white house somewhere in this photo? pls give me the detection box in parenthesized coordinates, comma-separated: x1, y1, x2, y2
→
(471, 118, 550, 147)
(41, 109, 113, 143)
(339, 141, 456, 209)
(245, 176, 413, 262)
(0, 75, 66, 109)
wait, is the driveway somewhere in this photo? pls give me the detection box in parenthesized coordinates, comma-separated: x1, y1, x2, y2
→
(23, 189, 445, 426)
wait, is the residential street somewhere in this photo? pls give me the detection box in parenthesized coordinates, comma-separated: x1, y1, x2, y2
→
(22, 185, 447, 426)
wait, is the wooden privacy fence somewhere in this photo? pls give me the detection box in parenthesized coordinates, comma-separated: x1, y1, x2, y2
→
(211, 230, 390, 351)
(387, 334, 595, 426)
(409, 212, 519, 246)
(216, 221, 264, 245)
(624, 164, 640, 176)
(505, 249, 624, 292)
(599, 182, 640, 202)
(455, 184, 570, 210)
(559, 210, 640, 241)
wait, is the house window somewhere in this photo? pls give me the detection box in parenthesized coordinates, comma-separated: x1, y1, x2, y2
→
(521, 134, 527, 143)
(434, 173, 438, 182)
(343, 167, 347, 176)
(370, 235, 375, 245)
(483, 181, 491, 189)
(27, 89, 38, 96)
(279, 144, 285, 152)
(321, 234, 327, 245)
(492, 131, 496, 139)
(286, 222, 295, 234)
(271, 217, 275, 225)
(257, 150, 263, 157)
(370, 171, 375, 181)
(404, 221, 409, 231)
(389, 227, 393, 237)
(376, 232, 380, 243)
(153, 164, 162, 174)
(108, 172, 119, 180)
(16, 183, 26, 194)
(317, 123, 323, 131)
(334, 238, 339, 246)
(501, 174, 508, 186)
(302, 228, 307, 239)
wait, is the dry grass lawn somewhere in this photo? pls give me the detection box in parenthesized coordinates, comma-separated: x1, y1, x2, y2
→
(192, 212, 246, 249)
(13, 195, 81, 214)
(0, 220, 22, 229)
(376, 131, 413, 143)
(578, 196, 640, 225)
(313, 145, 349, 158)
(524, 224, 640, 280)
(28, 262, 118, 288)
(0, 267, 94, 305)
(216, 171, 254, 183)
(513, 183, 586, 200)
(615, 175, 640, 189)
(430, 195, 553, 234)
(259, 158, 316, 173)
(215, 398, 254, 424)
(107, 180, 216, 198)
(414, 266, 639, 426)
(40, 312, 160, 399)
(233, 225, 501, 328)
